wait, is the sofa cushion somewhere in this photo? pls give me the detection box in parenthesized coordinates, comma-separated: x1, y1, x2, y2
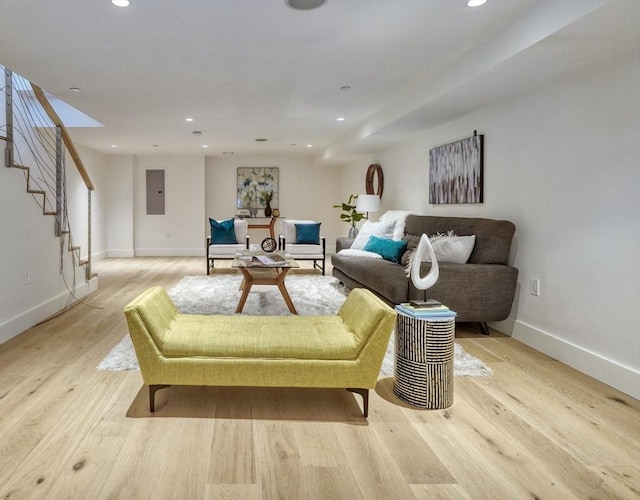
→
(159, 315, 359, 360)
(281, 219, 316, 242)
(294, 222, 321, 244)
(210, 218, 238, 244)
(331, 253, 410, 304)
(363, 236, 408, 263)
(351, 220, 395, 250)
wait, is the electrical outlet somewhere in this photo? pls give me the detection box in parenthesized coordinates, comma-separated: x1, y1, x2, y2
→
(530, 277, 540, 296)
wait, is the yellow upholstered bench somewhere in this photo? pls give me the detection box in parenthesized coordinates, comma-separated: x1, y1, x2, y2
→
(124, 286, 396, 417)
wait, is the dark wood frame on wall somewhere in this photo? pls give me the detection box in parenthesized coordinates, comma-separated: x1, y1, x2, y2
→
(429, 132, 483, 204)
(365, 164, 384, 199)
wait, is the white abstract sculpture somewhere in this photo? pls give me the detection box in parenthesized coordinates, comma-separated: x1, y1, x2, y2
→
(410, 233, 439, 290)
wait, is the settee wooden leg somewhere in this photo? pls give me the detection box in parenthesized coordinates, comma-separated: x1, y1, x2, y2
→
(149, 384, 171, 413)
(477, 322, 490, 336)
(346, 388, 369, 417)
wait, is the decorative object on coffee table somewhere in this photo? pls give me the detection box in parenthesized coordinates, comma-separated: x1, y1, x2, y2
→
(261, 237, 277, 252)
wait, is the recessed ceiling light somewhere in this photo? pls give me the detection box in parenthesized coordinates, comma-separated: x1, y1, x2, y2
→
(112, 0, 130, 7)
(306, 144, 313, 148)
(467, 0, 487, 6)
(336, 117, 345, 121)
(223, 152, 234, 155)
(152, 144, 159, 147)
(340, 85, 351, 91)
(69, 87, 81, 92)
(185, 117, 193, 122)
(111, 145, 117, 148)
(255, 138, 268, 142)
(285, 0, 327, 11)
(202, 145, 209, 148)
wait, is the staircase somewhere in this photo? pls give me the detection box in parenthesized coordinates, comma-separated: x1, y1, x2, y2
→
(2, 66, 94, 282)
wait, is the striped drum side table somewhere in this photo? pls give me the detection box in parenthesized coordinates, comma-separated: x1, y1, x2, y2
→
(393, 311, 455, 409)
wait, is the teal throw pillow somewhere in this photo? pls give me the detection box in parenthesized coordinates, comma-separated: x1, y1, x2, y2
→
(209, 218, 238, 244)
(363, 235, 407, 263)
(295, 223, 321, 244)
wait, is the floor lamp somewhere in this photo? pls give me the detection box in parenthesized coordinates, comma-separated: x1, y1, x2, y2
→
(355, 194, 380, 219)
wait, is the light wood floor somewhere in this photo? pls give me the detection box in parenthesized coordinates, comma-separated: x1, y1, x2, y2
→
(1, 257, 638, 500)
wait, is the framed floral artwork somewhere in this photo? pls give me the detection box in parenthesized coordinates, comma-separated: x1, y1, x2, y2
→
(237, 167, 279, 215)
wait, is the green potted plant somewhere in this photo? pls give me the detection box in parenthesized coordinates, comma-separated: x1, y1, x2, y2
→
(333, 194, 365, 238)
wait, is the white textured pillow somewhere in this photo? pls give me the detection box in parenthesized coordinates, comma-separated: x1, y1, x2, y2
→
(429, 235, 476, 263)
(404, 233, 476, 276)
(350, 220, 396, 250)
(337, 249, 383, 259)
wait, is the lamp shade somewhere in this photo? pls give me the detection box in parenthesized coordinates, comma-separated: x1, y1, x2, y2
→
(355, 194, 380, 213)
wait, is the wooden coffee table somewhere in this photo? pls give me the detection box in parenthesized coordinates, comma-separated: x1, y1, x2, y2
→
(232, 251, 300, 314)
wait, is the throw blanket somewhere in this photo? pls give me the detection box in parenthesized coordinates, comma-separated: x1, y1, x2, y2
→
(337, 210, 414, 259)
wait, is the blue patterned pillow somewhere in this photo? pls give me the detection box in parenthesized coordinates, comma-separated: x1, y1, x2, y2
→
(209, 218, 238, 244)
(294, 223, 321, 244)
(363, 235, 407, 263)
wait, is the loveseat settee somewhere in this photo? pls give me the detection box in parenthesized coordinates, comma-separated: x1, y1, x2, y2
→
(124, 286, 396, 417)
(331, 214, 518, 335)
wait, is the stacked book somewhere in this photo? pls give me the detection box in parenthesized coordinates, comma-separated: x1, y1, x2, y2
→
(395, 299, 457, 319)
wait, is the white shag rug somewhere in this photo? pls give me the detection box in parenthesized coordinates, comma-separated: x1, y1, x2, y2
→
(99, 274, 492, 378)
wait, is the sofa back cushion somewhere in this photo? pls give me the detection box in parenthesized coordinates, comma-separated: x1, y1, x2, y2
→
(403, 215, 515, 264)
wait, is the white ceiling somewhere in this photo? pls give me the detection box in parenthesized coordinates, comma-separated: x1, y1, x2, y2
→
(0, 0, 638, 165)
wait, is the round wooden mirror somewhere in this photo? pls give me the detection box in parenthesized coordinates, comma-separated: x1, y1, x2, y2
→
(365, 164, 384, 198)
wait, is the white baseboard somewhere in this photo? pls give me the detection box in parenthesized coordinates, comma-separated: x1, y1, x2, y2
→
(0, 276, 99, 345)
(513, 320, 640, 399)
(107, 249, 135, 258)
(134, 248, 204, 257)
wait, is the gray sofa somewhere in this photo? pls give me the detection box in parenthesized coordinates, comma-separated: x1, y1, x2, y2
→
(331, 215, 518, 335)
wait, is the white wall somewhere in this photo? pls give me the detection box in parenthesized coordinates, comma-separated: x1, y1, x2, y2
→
(106, 155, 134, 257)
(0, 141, 103, 344)
(133, 155, 205, 256)
(338, 50, 640, 397)
(205, 155, 342, 252)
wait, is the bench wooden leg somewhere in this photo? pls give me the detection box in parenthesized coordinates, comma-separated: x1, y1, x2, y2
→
(149, 384, 171, 412)
(346, 388, 369, 417)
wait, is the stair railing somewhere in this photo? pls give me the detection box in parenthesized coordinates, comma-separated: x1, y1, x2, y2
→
(2, 66, 95, 281)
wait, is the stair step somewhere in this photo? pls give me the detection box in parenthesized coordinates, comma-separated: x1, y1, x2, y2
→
(27, 189, 46, 195)
(43, 211, 57, 216)
(69, 246, 81, 252)
(79, 260, 89, 267)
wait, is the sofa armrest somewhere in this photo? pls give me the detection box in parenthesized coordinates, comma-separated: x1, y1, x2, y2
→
(336, 237, 355, 252)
